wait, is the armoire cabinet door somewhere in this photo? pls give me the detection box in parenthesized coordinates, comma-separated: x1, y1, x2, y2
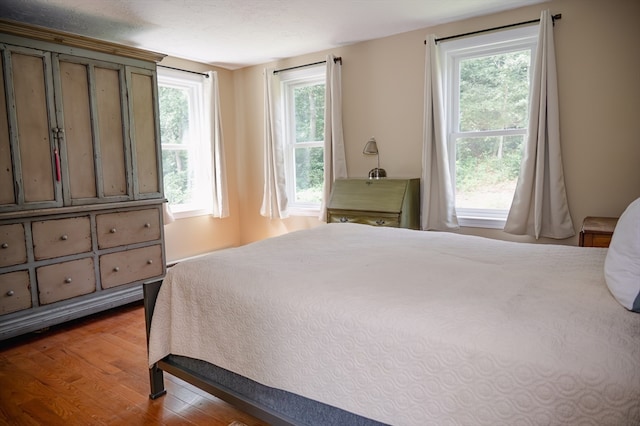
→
(55, 55, 130, 204)
(0, 45, 163, 213)
(94, 65, 129, 198)
(0, 54, 14, 206)
(0, 45, 61, 211)
(128, 67, 162, 199)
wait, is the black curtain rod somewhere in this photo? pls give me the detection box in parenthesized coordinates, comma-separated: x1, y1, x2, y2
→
(157, 64, 209, 77)
(429, 13, 561, 44)
(273, 57, 342, 74)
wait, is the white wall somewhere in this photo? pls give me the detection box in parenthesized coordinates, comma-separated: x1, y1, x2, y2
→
(163, 0, 640, 258)
(233, 0, 640, 246)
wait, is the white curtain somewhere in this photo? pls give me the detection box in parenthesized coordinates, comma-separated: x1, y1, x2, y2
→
(260, 68, 289, 219)
(261, 56, 346, 220)
(421, 34, 459, 231)
(504, 10, 574, 239)
(318, 54, 347, 221)
(204, 71, 229, 218)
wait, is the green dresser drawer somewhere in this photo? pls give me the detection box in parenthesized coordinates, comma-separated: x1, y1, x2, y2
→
(327, 211, 400, 227)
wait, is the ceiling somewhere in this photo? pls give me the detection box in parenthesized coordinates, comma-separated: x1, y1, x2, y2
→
(0, 0, 547, 70)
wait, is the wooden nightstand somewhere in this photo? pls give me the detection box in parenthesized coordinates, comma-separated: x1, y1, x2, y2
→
(579, 217, 618, 247)
(326, 178, 420, 229)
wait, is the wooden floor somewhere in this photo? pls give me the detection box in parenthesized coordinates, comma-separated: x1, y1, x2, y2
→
(0, 302, 267, 426)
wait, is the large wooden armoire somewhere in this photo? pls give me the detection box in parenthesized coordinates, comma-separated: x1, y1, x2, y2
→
(0, 20, 167, 340)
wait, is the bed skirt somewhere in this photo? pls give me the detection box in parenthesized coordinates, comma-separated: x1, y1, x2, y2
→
(158, 354, 388, 426)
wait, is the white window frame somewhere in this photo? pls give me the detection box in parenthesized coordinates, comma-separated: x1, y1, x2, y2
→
(157, 68, 211, 219)
(440, 25, 538, 229)
(280, 65, 325, 216)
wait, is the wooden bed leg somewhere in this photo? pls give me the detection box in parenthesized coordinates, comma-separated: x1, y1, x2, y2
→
(149, 363, 167, 399)
(144, 279, 167, 399)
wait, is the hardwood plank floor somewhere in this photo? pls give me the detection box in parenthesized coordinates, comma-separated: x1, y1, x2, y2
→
(0, 302, 267, 426)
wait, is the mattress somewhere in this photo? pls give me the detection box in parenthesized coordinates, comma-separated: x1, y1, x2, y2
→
(149, 223, 640, 425)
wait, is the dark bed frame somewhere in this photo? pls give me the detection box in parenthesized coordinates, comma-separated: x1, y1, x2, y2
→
(143, 279, 387, 426)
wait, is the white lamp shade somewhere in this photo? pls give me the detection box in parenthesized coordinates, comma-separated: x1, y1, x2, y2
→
(363, 138, 379, 155)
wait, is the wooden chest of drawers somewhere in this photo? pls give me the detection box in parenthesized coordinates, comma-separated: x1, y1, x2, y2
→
(327, 179, 420, 229)
(0, 203, 165, 339)
(579, 216, 618, 248)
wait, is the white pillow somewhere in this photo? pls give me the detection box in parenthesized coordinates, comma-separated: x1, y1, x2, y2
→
(604, 197, 640, 312)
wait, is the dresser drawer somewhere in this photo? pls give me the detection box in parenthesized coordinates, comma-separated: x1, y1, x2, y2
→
(100, 244, 163, 289)
(582, 233, 613, 248)
(0, 223, 27, 267)
(96, 208, 161, 249)
(37, 257, 96, 305)
(32, 216, 92, 260)
(328, 211, 400, 227)
(0, 270, 31, 315)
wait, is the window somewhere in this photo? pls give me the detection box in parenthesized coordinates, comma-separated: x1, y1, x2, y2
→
(157, 68, 211, 218)
(441, 26, 538, 228)
(281, 66, 325, 214)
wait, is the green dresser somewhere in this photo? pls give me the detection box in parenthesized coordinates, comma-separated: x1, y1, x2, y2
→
(326, 179, 420, 229)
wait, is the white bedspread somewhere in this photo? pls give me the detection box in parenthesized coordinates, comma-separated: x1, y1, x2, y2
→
(149, 224, 640, 425)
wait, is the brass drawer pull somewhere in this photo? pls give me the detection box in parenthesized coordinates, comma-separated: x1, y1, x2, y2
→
(64, 277, 72, 284)
(6, 290, 14, 297)
(61, 235, 68, 240)
(339, 217, 349, 223)
(375, 219, 386, 225)
(1, 243, 7, 249)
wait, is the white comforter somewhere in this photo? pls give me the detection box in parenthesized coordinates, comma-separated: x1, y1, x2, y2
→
(149, 224, 640, 426)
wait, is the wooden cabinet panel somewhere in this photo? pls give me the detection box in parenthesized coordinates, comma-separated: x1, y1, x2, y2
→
(100, 244, 162, 289)
(0, 59, 14, 206)
(59, 60, 96, 200)
(0, 270, 31, 315)
(37, 257, 95, 305)
(95, 66, 127, 197)
(130, 70, 160, 196)
(0, 223, 27, 267)
(32, 216, 91, 260)
(58, 58, 130, 203)
(329, 179, 409, 213)
(12, 50, 57, 205)
(96, 208, 160, 249)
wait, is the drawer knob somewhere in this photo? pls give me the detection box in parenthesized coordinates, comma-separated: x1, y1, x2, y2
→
(64, 277, 72, 284)
(339, 217, 348, 223)
(144, 223, 151, 228)
(110, 228, 117, 233)
(375, 219, 386, 225)
(113, 266, 120, 272)
(146, 259, 153, 265)
(1, 243, 7, 249)
(6, 290, 14, 297)
(61, 234, 68, 240)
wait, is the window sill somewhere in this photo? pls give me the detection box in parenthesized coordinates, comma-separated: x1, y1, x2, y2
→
(171, 208, 212, 220)
(288, 206, 321, 217)
(458, 216, 506, 230)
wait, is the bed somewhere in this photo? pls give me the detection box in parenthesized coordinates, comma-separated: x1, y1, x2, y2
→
(145, 221, 640, 425)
